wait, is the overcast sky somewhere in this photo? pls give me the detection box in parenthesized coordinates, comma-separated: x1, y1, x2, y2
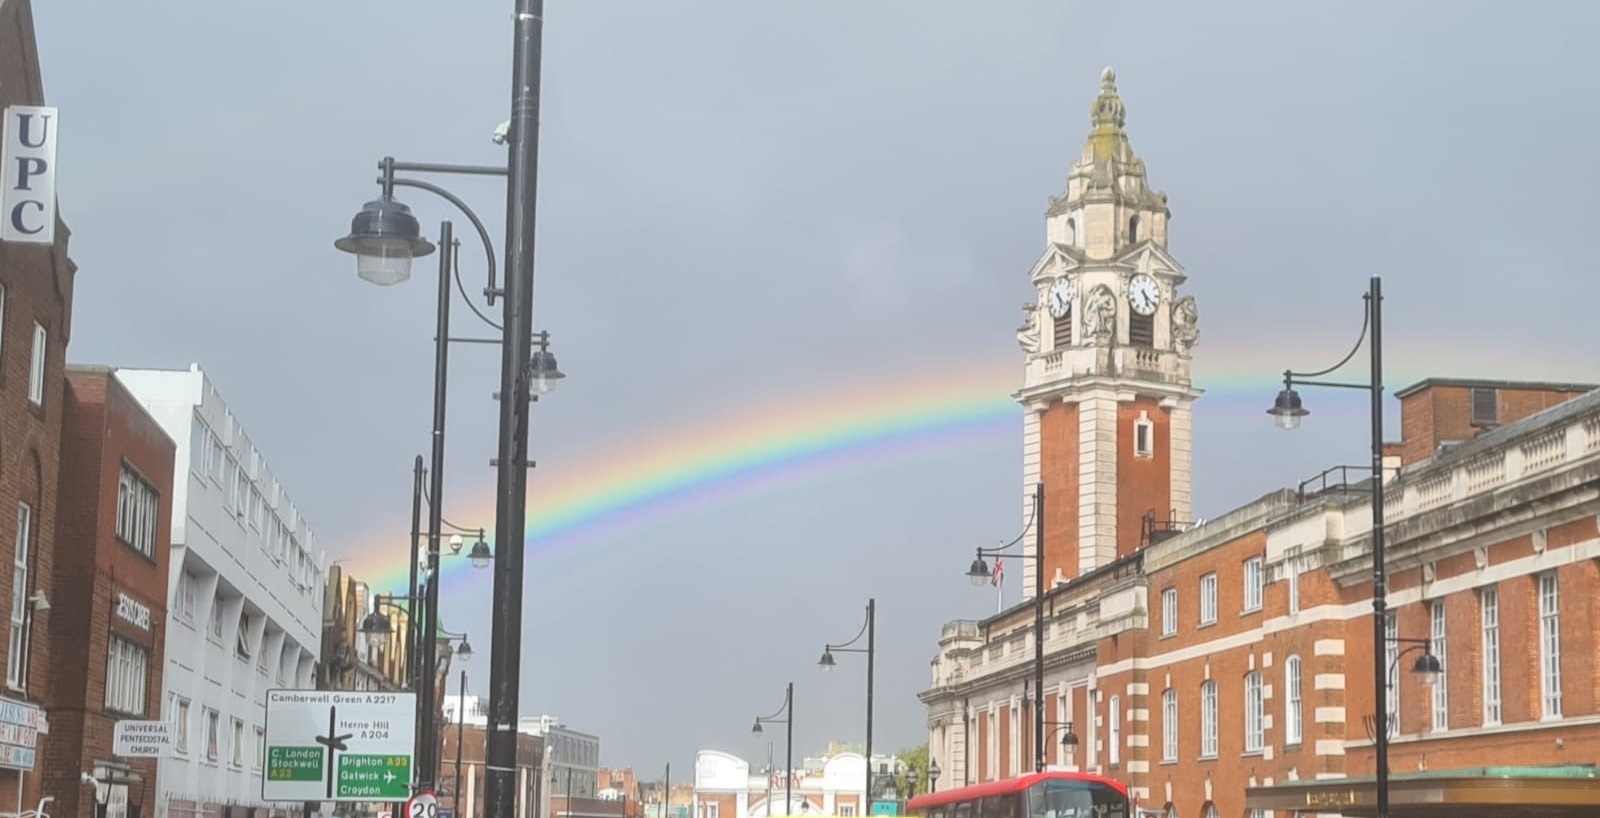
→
(32, 0, 1600, 776)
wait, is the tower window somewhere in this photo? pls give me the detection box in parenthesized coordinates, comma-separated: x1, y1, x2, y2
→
(1129, 312, 1154, 347)
(1066, 218, 1077, 247)
(1054, 313, 1073, 348)
(1128, 215, 1140, 245)
(1134, 412, 1154, 458)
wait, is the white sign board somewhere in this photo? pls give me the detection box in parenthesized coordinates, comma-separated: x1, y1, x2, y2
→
(0, 105, 58, 245)
(0, 697, 40, 771)
(262, 689, 416, 802)
(112, 719, 172, 757)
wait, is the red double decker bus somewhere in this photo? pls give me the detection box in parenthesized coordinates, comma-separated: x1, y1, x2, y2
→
(906, 771, 1129, 818)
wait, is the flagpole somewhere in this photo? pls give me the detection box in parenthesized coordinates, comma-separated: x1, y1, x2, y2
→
(994, 558, 1004, 614)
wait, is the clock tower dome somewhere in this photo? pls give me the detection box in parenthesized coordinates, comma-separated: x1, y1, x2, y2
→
(1013, 68, 1202, 593)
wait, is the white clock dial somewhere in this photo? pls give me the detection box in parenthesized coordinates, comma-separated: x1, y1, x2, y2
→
(1128, 274, 1161, 316)
(1047, 277, 1075, 318)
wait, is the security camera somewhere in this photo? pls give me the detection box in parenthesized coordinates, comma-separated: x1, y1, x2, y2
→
(81, 772, 99, 787)
(492, 120, 511, 145)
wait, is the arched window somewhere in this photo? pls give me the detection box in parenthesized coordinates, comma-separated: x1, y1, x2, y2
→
(1161, 688, 1178, 761)
(1128, 215, 1140, 245)
(1066, 218, 1077, 247)
(1244, 671, 1264, 751)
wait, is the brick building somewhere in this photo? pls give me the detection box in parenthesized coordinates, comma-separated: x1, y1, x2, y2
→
(46, 366, 176, 818)
(0, 0, 77, 809)
(919, 66, 1600, 818)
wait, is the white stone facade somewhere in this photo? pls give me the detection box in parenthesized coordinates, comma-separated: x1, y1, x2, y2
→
(692, 750, 895, 818)
(115, 364, 323, 818)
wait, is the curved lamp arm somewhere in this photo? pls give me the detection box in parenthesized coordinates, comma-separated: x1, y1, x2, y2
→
(389, 177, 503, 332)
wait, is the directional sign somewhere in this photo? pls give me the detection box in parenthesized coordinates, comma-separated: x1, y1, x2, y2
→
(262, 689, 417, 802)
(406, 791, 439, 818)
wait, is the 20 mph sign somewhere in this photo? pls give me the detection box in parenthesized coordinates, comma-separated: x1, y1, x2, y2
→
(407, 792, 439, 818)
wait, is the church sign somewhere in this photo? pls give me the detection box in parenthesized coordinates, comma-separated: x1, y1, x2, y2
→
(1, 105, 59, 245)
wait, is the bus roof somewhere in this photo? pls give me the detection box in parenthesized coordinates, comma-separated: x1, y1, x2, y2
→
(907, 771, 1127, 812)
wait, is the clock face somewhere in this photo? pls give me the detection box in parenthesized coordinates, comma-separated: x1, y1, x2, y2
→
(1047, 277, 1074, 318)
(1128, 274, 1161, 316)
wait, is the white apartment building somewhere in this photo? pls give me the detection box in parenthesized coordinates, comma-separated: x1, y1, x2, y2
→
(520, 714, 601, 798)
(116, 365, 324, 818)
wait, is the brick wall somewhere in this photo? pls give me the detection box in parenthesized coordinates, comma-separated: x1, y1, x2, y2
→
(0, 0, 78, 809)
(1396, 379, 1592, 466)
(45, 368, 176, 818)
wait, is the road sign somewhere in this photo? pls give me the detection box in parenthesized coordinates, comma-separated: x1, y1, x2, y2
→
(261, 689, 417, 802)
(406, 791, 439, 818)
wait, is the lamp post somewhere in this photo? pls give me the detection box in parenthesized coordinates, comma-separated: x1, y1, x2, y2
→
(926, 760, 940, 794)
(455, 670, 469, 816)
(963, 482, 1046, 772)
(337, 150, 563, 801)
(751, 683, 794, 817)
(1266, 274, 1389, 816)
(1043, 722, 1079, 769)
(819, 599, 875, 812)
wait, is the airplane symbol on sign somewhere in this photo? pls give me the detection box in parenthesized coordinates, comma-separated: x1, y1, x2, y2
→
(386, 771, 397, 784)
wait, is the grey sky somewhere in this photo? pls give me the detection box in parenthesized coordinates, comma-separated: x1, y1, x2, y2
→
(33, 0, 1600, 776)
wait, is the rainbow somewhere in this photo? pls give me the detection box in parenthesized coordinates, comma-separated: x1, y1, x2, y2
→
(338, 333, 1577, 594)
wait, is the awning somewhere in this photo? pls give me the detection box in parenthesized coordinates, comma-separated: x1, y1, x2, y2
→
(1244, 765, 1600, 818)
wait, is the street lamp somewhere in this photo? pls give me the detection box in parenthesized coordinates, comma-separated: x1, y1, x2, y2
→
(446, 529, 496, 571)
(1267, 274, 1390, 817)
(339, 0, 551, 812)
(927, 760, 940, 794)
(335, 195, 435, 286)
(751, 683, 794, 817)
(819, 599, 875, 812)
(962, 482, 1046, 772)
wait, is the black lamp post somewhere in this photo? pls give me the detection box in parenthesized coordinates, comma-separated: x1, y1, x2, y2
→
(926, 759, 940, 794)
(963, 482, 1046, 772)
(1266, 274, 1389, 816)
(819, 599, 875, 812)
(337, 146, 564, 806)
(751, 683, 794, 816)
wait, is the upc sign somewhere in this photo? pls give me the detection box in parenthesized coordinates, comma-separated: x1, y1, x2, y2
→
(1, 105, 58, 245)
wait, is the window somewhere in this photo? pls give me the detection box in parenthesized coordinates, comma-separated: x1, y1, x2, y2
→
(254, 726, 265, 771)
(116, 465, 160, 558)
(1284, 655, 1303, 745)
(177, 572, 197, 621)
(837, 807, 855, 818)
(1384, 612, 1399, 738)
(170, 695, 191, 755)
(1481, 586, 1501, 725)
(27, 322, 45, 406)
(1161, 587, 1177, 636)
(1199, 573, 1217, 625)
(1199, 680, 1218, 757)
(986, 710, 998, 778)
(1134, 412, 1154, 458)
(1161, 688, 1177, 762)
(222, 457, 239, 512)
(1244, 671, 1264, 751)
(1430, 600, 1448, 731)
(207, 434, 224, 482)
(1129, 312, 1154, 347)
(1539, 573, 1561, 717)
(1287, 565, 1301, 615)
(236, 613, 253, 660)
(204, 708, 220, 762)
(208, 595, 225, 641)
(231, 717, 245, 767)
(1470, 387, 1498, 426)
(0, 285, 6, 360)
(105, 636, 149, 715)
(1243, 557, 1264, 612)
(6, 503, 30, 688)
(1108, 695, 1121, 765)
(233, 470, 249, 522)
(190, 422, 208, 476)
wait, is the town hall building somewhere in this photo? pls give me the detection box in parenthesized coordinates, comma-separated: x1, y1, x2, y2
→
(920, 67, 1600, 818)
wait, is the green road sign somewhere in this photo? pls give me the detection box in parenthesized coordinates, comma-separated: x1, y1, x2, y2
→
(267, 747, 325, 782)
(336, 754, 412, 799)
(262, 690, 419, 803)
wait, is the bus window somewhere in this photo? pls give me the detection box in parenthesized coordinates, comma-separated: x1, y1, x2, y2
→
(1027, 781, 1127, 818)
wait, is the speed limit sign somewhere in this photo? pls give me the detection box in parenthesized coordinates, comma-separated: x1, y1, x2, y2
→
(406, 792, 439, 818)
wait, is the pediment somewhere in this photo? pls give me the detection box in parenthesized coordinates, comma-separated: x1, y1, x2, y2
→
(1110, 240, 1185, 281)
(1028, 243, 1086, 284)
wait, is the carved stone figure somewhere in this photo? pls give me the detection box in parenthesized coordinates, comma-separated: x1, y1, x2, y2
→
(1172, 294, 1200, 353)
(1016, 302, 1041, 354)
(1084, 285, 1116, 343)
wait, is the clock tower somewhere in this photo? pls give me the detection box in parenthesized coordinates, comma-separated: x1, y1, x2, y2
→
(1014, 68, 1202, 593)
